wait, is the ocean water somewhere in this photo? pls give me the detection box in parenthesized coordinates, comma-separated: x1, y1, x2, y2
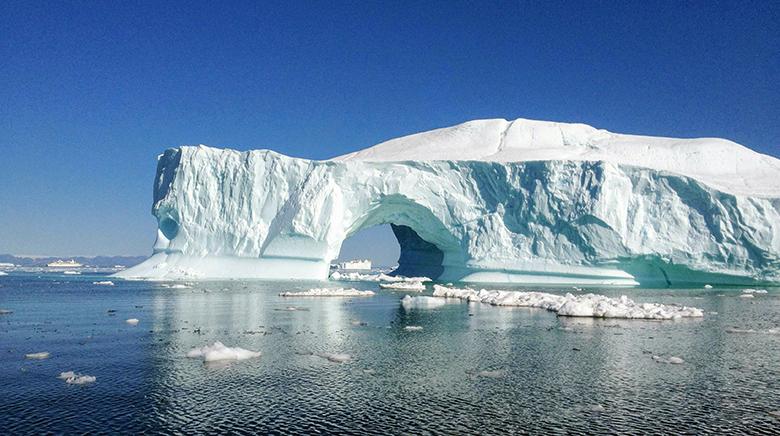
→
(1, 272, 779, 434)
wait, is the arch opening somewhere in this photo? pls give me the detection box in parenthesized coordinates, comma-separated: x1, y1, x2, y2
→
(336, 195, 460, 280)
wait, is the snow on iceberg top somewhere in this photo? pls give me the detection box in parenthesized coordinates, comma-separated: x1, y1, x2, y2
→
(332, 118, 780, 197)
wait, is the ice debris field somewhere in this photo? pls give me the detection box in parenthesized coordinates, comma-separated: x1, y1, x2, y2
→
(115, 117, 779, 287)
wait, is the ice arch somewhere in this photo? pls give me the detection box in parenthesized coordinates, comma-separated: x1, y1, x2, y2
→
(337, 195, 461, 279)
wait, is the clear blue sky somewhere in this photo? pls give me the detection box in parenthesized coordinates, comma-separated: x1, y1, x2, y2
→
(1, 0, 778, 262)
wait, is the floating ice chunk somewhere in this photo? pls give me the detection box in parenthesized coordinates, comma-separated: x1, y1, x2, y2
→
(379, 281, 426, 291)
(63, 270, 81, 275)
(59, 371, 96, 384)
(432, 285, 704, 319)
(401, 295, 447, 309)
(652, 355, 685, 364)
(316, 352, 351, 363)
(279, 288, 375, 297)
(186, 341, 261, 362)
(0, 309, 12, 315)
(741, 289, 768, 294)
(739, 294, 755, 298)
(126, 318, 140, 326)
(769, 410, 780, 418)
(330, 271, 431, 283)
(25, 352, 50, 359)
(588, 404, 606, 412)
(704, 284, 713, 289)
(93, 281, 114, 286)
(404, 325, 424, 331)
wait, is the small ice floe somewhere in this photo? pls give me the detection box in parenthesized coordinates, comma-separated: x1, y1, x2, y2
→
(330, 271, 431, 283)
(186, 341, 261, 362)
(351, 320, 367, 326)
(0, 309, 12, 315)
(59, 371, 96, 384)
(404, 325, 424, 332)
(401, 295, 447, 309)
(126, 318, 140, 326)
(432, 285, 704, 320)
(739, 294, 755, 298)
(704, 284, 713, 289)
(652, 355, 685, 364)
(769, 410, 780, 419)
(741, 289, 768, 294)
(279, 288, 375, 297)
(25, 352, 50, 359)
(93, 281, 114, 286)
(379, 281, 426, 291)
(315, 352, 351, 363)
(0, 271, 7, 276)
(63, 270, 81, 275)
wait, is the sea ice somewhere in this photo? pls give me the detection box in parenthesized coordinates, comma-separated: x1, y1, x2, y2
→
(126, 318, 140, 326)
(186, 341, 261, 362)
(653, 356, 685, 364)
(93, 281, 115, 286)
(0, 271, 7, 276)
(704, 284, 713, 289)
(432, 285, 704, 319)
(404, 326, 424, 331)
(63, 271, 81, 275)
(379, 281, 426, 291)
(316, 352, 351, 363)
(741, 289, 768, 294)
(739, 294, 755, 298)
(25, 352, 50, 359)
(59, 371, 96, 384)
(401, 295, 447, 309)
(279, 288, 375, 297)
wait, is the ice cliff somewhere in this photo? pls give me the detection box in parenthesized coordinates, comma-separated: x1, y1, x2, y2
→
(118, 118, 780, 286)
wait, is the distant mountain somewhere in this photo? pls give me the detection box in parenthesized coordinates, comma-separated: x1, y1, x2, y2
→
(0, 254, 146, 268)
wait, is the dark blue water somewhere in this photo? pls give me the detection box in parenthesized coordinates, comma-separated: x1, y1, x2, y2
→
(1, 272, 779, 434)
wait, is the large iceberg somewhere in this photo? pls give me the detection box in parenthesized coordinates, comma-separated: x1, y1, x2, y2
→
(117, 118, 780, 286)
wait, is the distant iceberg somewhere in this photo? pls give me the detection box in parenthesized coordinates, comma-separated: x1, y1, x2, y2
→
(117, 118, 780, 286)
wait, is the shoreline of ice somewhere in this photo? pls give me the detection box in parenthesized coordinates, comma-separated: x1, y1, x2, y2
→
(431, 285, 704, 319)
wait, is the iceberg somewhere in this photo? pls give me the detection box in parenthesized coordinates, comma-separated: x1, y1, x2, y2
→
(117, 118, 780, 286)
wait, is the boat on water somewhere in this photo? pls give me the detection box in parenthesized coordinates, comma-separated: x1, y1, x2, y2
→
(47, 260, 83, 268)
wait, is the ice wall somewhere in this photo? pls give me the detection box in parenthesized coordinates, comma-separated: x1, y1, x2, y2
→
(118, 119, 780, 286)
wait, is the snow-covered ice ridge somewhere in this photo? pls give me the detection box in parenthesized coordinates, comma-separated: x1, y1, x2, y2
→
(432, 285, 704, 319)
(118, 118, 780, 286)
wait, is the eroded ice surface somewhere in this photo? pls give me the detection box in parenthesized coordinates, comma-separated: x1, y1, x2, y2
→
(432, 285, 704, 319)
(186, 342, 261, 362)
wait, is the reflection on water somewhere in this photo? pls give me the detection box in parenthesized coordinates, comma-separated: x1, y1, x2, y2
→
(1, 273, 779, 433)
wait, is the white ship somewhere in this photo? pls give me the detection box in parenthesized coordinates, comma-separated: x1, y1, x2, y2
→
(47, 260, 83, 268)
(338, 259, 372, 270)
